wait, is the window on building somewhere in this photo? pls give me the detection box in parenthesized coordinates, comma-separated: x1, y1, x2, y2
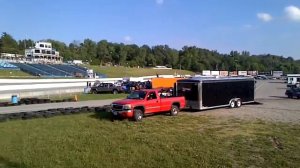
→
(35, 50, 40, 53)
(46, 51, 51, 54)
(52, 51, 55, 55)
(40, 44, 44, 48)
(42, 50, 46, 54)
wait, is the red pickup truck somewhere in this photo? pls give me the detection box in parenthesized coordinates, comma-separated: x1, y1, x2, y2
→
(111, 89, 186, 121)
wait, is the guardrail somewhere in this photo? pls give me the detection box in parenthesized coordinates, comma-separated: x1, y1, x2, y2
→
(0, 78, 122, 99)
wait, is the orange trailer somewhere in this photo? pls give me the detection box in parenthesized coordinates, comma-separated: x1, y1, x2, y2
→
(151, 78, 182, 89)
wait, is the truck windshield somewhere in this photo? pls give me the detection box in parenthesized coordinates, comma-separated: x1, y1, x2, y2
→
(127, 91, 147, 99)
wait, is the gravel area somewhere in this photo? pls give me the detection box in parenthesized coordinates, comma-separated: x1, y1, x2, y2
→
(183, 80, 300, 124)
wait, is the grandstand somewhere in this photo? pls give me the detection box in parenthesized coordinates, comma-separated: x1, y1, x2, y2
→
(1, 41, 106, 78)
(10, 63, 91, 77)
(50, 64, 87, 75)
(0, 60, 20, 70)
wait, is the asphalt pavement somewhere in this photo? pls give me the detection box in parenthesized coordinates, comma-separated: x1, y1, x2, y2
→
(0, 99, 116, 114)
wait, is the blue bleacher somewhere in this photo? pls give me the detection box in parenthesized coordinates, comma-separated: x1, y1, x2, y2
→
(30, 64, 72, 77)
(71, 65, 88, 71)
(11, 63, 106, 78)
(11, 63, 50, 76)
(0, 61, 20, 70)
(50, 64, 88, 76)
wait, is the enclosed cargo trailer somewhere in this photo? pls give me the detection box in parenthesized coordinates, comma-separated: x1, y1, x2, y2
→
(175, 77, 255, 110)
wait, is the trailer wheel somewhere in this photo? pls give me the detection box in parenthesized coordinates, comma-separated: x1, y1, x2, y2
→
(229, 100, 236, 108)
(133, 109, 143, 122)
(170, 105, 179, 116)
(235, 99, 242, 108)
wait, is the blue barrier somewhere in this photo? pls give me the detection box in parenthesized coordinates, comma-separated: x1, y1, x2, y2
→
(11, 95, 18, 104)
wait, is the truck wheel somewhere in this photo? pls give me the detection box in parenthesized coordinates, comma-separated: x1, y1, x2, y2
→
(229, 100, 235, 108)
(113, 90, 118, 94)
(133, 109, 143, 122)
(170, 105, 179, 116)
(235, 99, 242, 108)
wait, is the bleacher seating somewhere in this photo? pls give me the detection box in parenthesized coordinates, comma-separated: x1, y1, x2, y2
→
(11, 63, 50, 76)
(70, 65, 87, 72)
(50, 64, 87, 76)
(10, 63, 107, 78)
(8, 62, 107, 78)
(0, 61, 20, 70)
(30, 64, 72, 77)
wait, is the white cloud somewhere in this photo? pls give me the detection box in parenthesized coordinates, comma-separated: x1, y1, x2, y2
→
(124, 35, 132, 42)
(284, 5, 300, 22)
(257, 13, 273, 22)
(156, 0, 164, 5)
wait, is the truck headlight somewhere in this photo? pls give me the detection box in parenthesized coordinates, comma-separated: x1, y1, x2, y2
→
(123, 104, 132, 110)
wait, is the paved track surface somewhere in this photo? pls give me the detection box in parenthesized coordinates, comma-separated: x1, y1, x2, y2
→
(1, 80, 300, 123)
(184, 80, 300, 124)
(0, 99, 116, 114)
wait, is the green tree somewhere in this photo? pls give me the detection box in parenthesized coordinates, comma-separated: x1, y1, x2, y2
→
(81, 39, 97, 64)
(96, 40, 110, 65)
(18, 39, 34, 54)
(0, 32, 18, 53)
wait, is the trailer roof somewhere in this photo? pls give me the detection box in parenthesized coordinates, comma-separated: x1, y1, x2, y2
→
(177, 76, 254, 83)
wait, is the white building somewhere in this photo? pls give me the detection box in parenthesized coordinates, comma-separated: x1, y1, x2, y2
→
(287, 74, 300, 86)
(25, 42, 63, 63)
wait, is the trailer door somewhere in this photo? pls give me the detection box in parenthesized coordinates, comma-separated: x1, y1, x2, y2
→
(176, 82, 200, 109)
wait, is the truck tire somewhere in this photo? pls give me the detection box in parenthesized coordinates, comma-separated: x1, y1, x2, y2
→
(170, 105, 179, 116)
(235, 99, 242, 108)
(112, 90, 118, 94)
(229, 100, 235, 108)
(133, 109, 143, 122)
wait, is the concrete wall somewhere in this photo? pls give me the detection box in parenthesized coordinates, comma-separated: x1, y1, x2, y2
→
(0, 75, 184, 99)
(0, 78, 122, 99)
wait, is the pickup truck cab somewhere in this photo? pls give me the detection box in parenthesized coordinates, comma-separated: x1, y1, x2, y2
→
(111, 89, 186, 121)
(91, 83, 123, 94)
(285, 85, 300, 99)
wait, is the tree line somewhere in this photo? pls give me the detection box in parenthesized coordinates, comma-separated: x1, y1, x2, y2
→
(1, 32, 300, 73)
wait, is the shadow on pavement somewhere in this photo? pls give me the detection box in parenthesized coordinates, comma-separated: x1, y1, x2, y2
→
(248, 101, 263, 105)
(181, 101, 263, 113)
(269, 96, 290, 99)
(277, 87, 287, 90)
(268, 81, 285, 84)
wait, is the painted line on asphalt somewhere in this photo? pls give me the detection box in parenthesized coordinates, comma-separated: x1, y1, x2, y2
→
(255, 82, 264, 91)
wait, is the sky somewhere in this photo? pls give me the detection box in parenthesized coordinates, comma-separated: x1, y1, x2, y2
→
(0, 0, 300, 59)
